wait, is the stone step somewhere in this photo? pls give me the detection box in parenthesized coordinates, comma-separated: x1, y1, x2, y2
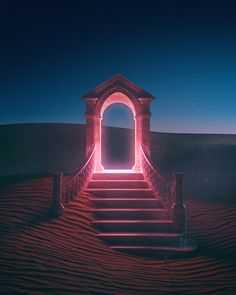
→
(97, 232, 183, 246)
(110, 241, 197, 257)
(91, 208, 169, 220)
(88, 171, 197, 257)
(90, 197, 163, 208)
(92, 219, 173, 232)
(92, 173, 144, 181)
(88, 180, 149, 189)
(86, 188, 155, 198)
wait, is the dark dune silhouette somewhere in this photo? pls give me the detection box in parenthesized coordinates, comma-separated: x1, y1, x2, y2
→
(0, 123, 236, 294)
(0, 123, 86, 176)
(1, 123, 235, 199)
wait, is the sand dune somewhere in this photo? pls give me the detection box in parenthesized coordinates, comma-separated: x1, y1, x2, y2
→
(1, 123, 236, 198)
(1, 176, 236, 294)
(1, 123, 236, 293)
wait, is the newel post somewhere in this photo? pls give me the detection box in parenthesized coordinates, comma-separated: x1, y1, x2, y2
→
(50, 173, 64, 217)
(172, 173, 186, 235)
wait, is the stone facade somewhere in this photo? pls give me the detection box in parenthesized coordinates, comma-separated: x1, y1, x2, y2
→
(82, 74, 154, 171)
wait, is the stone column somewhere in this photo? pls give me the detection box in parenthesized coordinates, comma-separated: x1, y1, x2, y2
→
(94, 115, 103, 171)
(84, 98, 97, 157)
(141, 115, 151, 157)
(172, 173, 186, 234)
(86, 115, 95, 157)
(133, 115, 142, 172)
(137, 98, 152, 159)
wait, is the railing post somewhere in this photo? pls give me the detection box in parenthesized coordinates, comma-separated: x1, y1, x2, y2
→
(50, 173, 64, 217)
(172, 173, 186, 237)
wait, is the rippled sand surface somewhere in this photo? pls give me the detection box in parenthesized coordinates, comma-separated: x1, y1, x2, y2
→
(1, 176, 236, 294)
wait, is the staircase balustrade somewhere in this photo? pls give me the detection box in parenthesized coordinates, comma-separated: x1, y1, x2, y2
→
(140, 145, 187, 235)
(140, 145, 173, 207)
(62, 145, 96, 204)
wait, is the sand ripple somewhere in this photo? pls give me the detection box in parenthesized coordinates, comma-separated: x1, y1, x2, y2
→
(1, 176, 236, 294)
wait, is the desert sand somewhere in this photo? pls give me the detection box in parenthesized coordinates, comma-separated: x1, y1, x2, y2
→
(0, 123, 236, 294)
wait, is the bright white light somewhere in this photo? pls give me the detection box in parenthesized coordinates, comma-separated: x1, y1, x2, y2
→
(101, 169, 134, 173)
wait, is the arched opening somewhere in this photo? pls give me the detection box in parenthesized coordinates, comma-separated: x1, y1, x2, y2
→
(101, 103, 135, 169)
(83, 75, 153, 173)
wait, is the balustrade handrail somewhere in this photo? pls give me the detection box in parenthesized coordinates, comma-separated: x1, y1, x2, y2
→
(62, 145, 96, 204)
(140, 145, 173, 207)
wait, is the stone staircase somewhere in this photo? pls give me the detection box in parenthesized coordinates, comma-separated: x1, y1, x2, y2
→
(85, 172, 196, 257)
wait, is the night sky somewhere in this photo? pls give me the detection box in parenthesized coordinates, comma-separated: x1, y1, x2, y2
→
(1, 0, 236, 133)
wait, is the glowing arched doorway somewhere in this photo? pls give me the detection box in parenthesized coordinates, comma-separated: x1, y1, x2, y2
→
(97, 91, 139, 172)
(101, 103, 135, 169)
(82, 75, 154, 172)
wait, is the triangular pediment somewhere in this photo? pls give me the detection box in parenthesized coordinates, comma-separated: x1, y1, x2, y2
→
(82, 74, 154, 100)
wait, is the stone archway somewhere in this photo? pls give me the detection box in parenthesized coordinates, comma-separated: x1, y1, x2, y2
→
(82, 74, 154, 172)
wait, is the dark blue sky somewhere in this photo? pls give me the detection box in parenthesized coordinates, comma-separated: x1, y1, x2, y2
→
(0, 0, 236, 133)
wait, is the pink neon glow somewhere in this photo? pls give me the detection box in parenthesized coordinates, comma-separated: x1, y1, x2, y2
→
(100, 92, 136, 117)
(95, 92, 141, 173)
(101, 104, 135, 170)
(84, 75, 153, 174)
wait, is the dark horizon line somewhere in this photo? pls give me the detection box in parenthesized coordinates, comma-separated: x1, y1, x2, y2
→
(0, 122, 235, 136)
